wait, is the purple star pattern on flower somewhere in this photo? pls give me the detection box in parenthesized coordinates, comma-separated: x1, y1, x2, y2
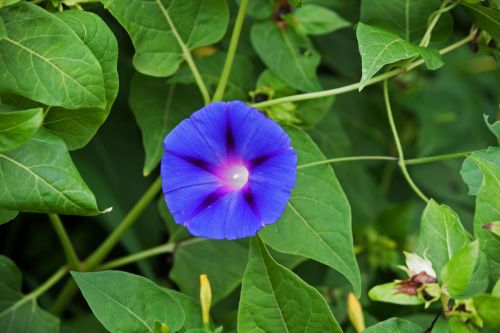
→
(160, 101, 297, 240)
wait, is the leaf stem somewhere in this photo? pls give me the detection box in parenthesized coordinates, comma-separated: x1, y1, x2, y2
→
(383, 79, 429, 203)
(297, 151, 472, 169)
(251, 33, 473, 109)
(84, 177, 162, 270)
(8, 266, 67, 317)
(155, 0, 211, 105)
(212, 0, 249, 101)
(419, 0, 453, 47)
(98, 238, 204, 271)
(439, 32, 474, 54)
(297, 156, 397, 169)
(7, 267, 66, 315)
(99, 242, 175, 270)
(30, 266, 67, 300)
(423, 310, 442, 333)
(48, 214, 81, 271)
(50, 280, 77, 315)
(406, 151, 472, 165)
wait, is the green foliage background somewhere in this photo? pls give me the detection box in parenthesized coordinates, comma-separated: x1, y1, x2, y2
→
(0, 0, 499, 332)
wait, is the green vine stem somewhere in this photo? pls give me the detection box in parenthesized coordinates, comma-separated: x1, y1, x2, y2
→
(29, 267, 68, 300)
(9, 266, 67, 315)
(51, 177, 162, 315)
(48, 214, 81, 271)
(297, 151, 472, 169)
(99, 238, 204, 271)
(419, 0, 455, 47)
(251, 33, 474, 109)
(383, 79, 429, 203)
(155, 0, 211, 105)
(100, 242, 176, 270)
(297, 156, 398, 169)
(406, 151, 472, 165)
(30, 266, 67, 299)
(212, 0, 249, 101)
(84, 177, 162, 270)
(50, 279, 77, 315)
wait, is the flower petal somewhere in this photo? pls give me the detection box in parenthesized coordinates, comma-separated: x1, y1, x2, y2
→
(163, 109, 226, 167)
(187, 191, 263, 240)
(164, 183, 224, 225)
(161, 153, 221, 193)
(228, 101, 292, 161)
(247, 150, 297, 223)
(189, 102, 233, 159)
(250, 149, 297, 188)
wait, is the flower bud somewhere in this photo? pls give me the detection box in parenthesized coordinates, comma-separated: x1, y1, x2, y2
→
(200, 274, 212, 325)
(347, 292, 365, 332)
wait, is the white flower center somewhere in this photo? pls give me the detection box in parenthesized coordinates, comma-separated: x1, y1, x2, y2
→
(225, 164, 249, 190)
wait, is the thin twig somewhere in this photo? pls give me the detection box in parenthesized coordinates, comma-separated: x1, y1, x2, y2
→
(383, 80, 429, 203)
(48, 214, 81, 271)
(212, 0, 249, 101)
(423, 310, 442, 333)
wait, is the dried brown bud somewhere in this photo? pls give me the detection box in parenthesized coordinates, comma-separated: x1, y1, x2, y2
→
(396, 271, 436, 295)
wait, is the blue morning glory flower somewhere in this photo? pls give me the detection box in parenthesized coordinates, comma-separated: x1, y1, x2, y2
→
(160, 101, 297, 240)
